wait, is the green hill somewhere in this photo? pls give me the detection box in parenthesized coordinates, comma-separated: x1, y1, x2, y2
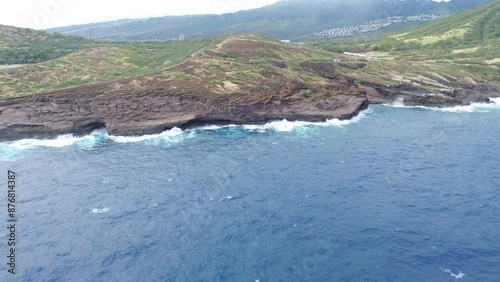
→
(379, 0, 499, 81)
(380, 0, 499, 48)
(0, 31, 368, 97)
(313, 0, 499, 82)
(0, 41, 212, 96)
(0, 25, 213, 96)
(0, 25, 94, 64)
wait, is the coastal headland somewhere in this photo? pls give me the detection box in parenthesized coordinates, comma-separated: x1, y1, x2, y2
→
(1, 36, 498, 141)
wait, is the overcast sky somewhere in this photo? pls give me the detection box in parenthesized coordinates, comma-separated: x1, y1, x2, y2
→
(0, 0, 281, 30)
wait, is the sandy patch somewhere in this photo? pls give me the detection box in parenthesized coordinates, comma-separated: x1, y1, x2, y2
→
(223, 81, 240, 92)
(485, 58, 500, 64)
(452, 47, 479, 54)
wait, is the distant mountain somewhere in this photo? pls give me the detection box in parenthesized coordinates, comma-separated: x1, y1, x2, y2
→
(0, 24, 93, 64)
(48, 0, 492, 41)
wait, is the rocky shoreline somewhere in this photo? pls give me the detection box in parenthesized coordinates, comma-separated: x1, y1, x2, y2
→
(0, 77, 498, 142)
(2, 35, 499, 142)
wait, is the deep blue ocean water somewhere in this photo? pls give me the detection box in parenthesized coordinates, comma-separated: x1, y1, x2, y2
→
(1, 100, 500, 282)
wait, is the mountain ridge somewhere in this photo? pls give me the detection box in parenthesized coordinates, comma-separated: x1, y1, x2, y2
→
(47, 0, 492, 41)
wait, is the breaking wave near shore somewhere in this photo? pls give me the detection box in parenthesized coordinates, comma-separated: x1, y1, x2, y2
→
(386, 97, 500, 112)
(1, 98, 499, 157)
(0, 109, 371, 156)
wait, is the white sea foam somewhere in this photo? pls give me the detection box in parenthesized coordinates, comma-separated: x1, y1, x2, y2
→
(104, 110, 369, 142)
(10, 134, 87, 149)
(437, 101, 499, 113)
(384, 97, 500, 113)
(181, 109, 370, 133)
(242, 109, 371, 132)
(196, 124, 239, 131)
(440, 268, 466, 279)
(490, 97, 500, 105)
(243, 120, 312, 132)
(391, 97, 406, 107)
(220, 196, 234, 201)
(0, 110, 371, 156)
(0, 129, 108, 160)
(109, 127, 184, 143)
(92, 207, 110, 214)
(4, 128, 108, 150)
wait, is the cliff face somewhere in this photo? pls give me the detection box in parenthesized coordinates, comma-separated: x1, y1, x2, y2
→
(0, 61, 369, 141)
(1, 66, 497, 141)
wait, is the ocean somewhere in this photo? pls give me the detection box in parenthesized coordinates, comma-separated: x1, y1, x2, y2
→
(1, 99, 499, 281)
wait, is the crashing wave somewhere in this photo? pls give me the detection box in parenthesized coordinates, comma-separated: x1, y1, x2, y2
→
(0, 127, 188, 156)
(490, 97, 500, 105)
(173, 109, 370, 134)
(0, 128, 109, 160)
(108, 127, 184, 143)
(0, 108, 368, 159)
(10, 129, 108, 150)
(384, 97, 500, 113)
(206, 109, 371, 133)
(0, 129, 106, 150)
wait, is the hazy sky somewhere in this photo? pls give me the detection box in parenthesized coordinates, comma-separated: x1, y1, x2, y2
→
(0, 0, 281, 29)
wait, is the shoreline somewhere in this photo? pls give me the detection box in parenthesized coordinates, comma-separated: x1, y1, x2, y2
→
(1, 64, 499, 142)
(0, 102, 368, 142)
(1, 95, 499, 143)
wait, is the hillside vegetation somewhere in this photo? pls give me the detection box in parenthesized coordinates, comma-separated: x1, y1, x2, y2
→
(0, 31, 212, 96)
(0, 32, 371, 97)
(378, 0, 499, 49)
(0, 25, 93, 64)
(313, 0, 500, 82)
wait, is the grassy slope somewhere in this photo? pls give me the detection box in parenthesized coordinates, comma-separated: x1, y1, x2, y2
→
(0, 33, 212, 96)
(384, 0, 499, 45)
(314, 0, 500, 86)
(0, 32, 371, 98)
(0, 25, 94, 64)
(383, 0, 499, 82)
(175, 34, 347, 87)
